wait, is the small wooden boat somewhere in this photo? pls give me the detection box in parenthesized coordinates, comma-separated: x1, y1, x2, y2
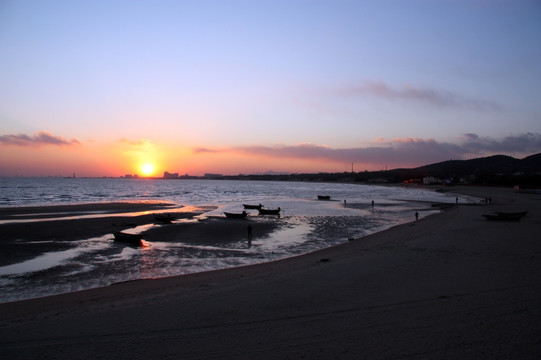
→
(482, 213, 524, 222)
(154, 213, 176, 223)
(495, 211, 528, 217)
(224, 211, 247, 219)
(113, 231, 145, 246)
(258, 207, 281, 215)
(243, 204, 263, 210)
(317, 195, 331, 200)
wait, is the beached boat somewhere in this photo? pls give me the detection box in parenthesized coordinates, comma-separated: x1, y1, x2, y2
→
(495, 211, 528, 217)
(154, 213, 176, 223)
(317, 195, 331, 200)
(113, 231, 145, 246)
(258, 207, 281, 215)
(482, 213, 525, 221)
(514, 185, 541, 194)
(243, 204, 263, 210)
(224, 211, 248, 219)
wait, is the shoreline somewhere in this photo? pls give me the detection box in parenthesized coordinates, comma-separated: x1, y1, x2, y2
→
(0, 193, 456, 309)
(0, 185, 501, 295)
(1, 186, 540, 358)
(0, 186, 450, 273)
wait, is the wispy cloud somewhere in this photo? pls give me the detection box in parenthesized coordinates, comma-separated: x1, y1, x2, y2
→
(227, 140, 462, 168)
(193, 133, 541, 170)
(0, 131, 81, 147)
(462, 132, 541, 154)
(194, 147, 220, 154)
(331, 81, 501, 111)
(118, 138, 153, 147)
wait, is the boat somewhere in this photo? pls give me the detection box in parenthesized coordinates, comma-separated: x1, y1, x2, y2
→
(482, 213, 525, 222)
(495, 211, 528, 217)
(224, 211, 248, 219)
(113, 231, 145, 246)
(317, 195, 331, 200)
(243, 204, 263, 210)
(514, 185, 541, 194)
(154, 213, 176, 223)
(258, 207, 281, 215)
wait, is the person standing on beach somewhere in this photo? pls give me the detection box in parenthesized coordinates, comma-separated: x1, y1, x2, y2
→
(415, 211, 419, 221)
(247, 224, 253, 240)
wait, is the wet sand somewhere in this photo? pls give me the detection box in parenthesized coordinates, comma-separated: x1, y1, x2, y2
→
(0, 202, 204, 265)
(1, 186, 540, 359)
(0, 202, 282, 268)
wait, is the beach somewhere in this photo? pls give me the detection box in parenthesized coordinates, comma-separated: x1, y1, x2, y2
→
(0, 186, 540, 359)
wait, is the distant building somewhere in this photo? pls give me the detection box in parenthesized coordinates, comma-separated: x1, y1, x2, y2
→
(204, 173, 224, 179)
(163, 171, 179, 179)
(423, 176, 441, 185)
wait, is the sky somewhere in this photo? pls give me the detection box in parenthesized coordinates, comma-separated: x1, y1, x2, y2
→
(1, 0, 540, 177)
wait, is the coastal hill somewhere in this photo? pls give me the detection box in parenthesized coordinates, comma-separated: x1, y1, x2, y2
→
(414, 153, 541, 178)
(401, 153, 541, 184)
(220, 153, 541, 185)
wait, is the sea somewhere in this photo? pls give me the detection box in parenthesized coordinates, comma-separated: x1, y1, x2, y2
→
(0, 177, 476, 303)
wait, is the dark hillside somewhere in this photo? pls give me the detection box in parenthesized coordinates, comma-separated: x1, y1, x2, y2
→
(520, 153, 541, 170)
(414, 155, 519, 177)
(220, 153, 541, 186)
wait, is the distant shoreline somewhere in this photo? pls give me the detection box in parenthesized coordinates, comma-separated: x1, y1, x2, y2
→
(2, 149, 540, 187)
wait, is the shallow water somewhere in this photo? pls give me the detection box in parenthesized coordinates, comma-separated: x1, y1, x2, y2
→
(0, 179, 477, 303)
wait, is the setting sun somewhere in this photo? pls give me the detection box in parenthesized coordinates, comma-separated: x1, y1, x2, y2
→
(141, 163, 155, 176)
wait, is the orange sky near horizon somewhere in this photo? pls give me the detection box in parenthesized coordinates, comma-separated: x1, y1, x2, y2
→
(0, 139, 351, 177)
(1, 135, 406, 177)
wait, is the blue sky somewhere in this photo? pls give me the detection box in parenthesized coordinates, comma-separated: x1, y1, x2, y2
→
(1, 0, 540, 176)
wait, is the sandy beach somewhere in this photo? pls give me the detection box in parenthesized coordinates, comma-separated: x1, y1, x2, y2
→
(0, 186, 540, 359)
